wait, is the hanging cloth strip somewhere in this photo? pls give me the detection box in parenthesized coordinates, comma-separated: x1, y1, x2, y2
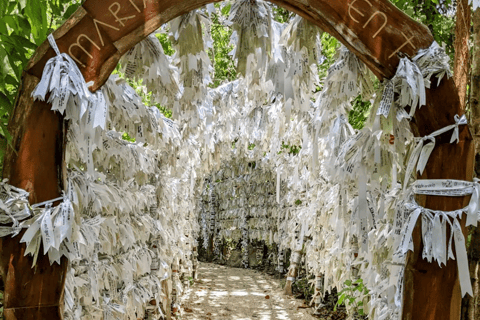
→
(399, 178, 479, 297)
(403, 114, 468, 190)
(377, 41, 451, 120)
(0, 180, 32, 237)
(32, 34, 108, 129)
(413, 179, 480, 227)
(0, 178, 72, 267)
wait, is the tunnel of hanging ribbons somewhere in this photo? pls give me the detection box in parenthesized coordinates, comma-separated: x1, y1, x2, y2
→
(0, 0, 477, 319)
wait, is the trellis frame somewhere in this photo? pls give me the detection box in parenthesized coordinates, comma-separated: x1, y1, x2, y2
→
(0, 0, 473, 319)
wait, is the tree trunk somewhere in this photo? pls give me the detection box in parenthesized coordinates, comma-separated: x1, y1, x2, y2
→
(454, 0, 471, 111)
(0, 73, 68, 319)
(471, 8, 480, 138)
(462, 7, 480, 320)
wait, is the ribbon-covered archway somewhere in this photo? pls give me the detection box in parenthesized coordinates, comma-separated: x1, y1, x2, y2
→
(1, 0, 472, 319)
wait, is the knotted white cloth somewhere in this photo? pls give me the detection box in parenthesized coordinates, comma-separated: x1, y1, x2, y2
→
(399, 196, 473, 297)
(403, 114, 468, 190)
(413, 178, 480, 227)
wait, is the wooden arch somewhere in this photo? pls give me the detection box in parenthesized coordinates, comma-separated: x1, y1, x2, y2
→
(0, 0, 473, 319)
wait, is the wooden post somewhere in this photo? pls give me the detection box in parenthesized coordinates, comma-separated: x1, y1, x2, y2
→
(192, 246, 198, 280)
(242, 215, 250, 268)
(401, 78, 473, 320)
(4, 0, 472, 319)
(0, 73, 68, 320)
(284, 249, 302, 296)
(285, 223, 304, 295)
(171, 260, 179, 316)
(161, 280, 172, 320)
(463, 8, 480, 320)
(314, 273, 324, 315)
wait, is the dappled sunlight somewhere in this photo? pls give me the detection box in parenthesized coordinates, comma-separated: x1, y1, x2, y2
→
(178, 262, 315, 320)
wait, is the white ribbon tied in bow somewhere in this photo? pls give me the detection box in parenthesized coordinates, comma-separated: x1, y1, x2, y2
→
(403, 114, 468, 190)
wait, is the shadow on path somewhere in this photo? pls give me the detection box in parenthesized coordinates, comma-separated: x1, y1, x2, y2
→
(176, 262, 316, 320)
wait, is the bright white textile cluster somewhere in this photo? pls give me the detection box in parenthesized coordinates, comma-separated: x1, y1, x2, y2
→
(24, 30, 200, 319)
(188, 4, 460, 319)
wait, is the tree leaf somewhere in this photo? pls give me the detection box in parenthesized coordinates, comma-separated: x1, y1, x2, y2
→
(0, 0, 7, 19)
(10, 35, 37, 50)
(0, 92, 11, 111)
(16, 15, 31, 36)
(25, 0, 47, 43)
(64, 3, 81, 19)
(0, 46, 11, 77)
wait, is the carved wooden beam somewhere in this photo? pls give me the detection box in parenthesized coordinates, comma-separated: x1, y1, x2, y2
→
(2, 0, 472, 319)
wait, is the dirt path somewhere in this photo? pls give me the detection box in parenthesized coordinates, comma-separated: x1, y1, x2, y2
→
(176, 262, 316, 320)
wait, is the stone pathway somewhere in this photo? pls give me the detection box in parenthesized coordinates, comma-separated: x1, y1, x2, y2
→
(176, 262, 316, 320)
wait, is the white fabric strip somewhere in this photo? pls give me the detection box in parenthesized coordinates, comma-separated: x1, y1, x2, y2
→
(413, 179, 475, 196)
(413, 178, 480, 227)
(399, 195, 473, 297)
(403, 114, 467, 190)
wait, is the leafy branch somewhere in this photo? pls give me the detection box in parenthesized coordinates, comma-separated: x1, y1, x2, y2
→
(334, 278, 369, 316)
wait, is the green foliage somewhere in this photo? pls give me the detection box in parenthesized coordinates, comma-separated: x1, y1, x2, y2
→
(0, 0, 81, 175)
(318, 33, 340, 83)
(0, 0, 81, 110)
(279, 142, 301, 155)
(291, 276, 315, 300)
(272, 5, 293, 23)
(157, 105, 172, 119)
(390, 0, 455, 57)
(122, 132, 136, 143)
(349, 95, 372, 130)
(156, 32, 175, 56)
(209, 3, 237, 87)
(289, 145, 301, 155)
(335, 278, 369, 316)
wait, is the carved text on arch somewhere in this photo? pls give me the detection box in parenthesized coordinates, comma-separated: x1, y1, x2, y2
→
(347, 0, 416, 59)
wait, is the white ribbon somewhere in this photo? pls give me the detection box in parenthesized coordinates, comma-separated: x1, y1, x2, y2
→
(398, 197, 473, 297)
(403, 115, 468, 190)
(453, 219, 473, 297)
(413, 179, 480, 227)
(450, 114, 468, 144)
(32, 33, 91, 122)
(468, 178, 480, 227)
(413, 179, 475, 196)
(399, 206, 422, 255)
(413, 41, 452, 86)
(403, 136, 435, 190)
(0, 181, 32, 237)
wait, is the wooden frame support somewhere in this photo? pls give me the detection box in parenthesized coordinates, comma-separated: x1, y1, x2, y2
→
(2, 0, 472, 319)
(1, 72, 68, 319)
